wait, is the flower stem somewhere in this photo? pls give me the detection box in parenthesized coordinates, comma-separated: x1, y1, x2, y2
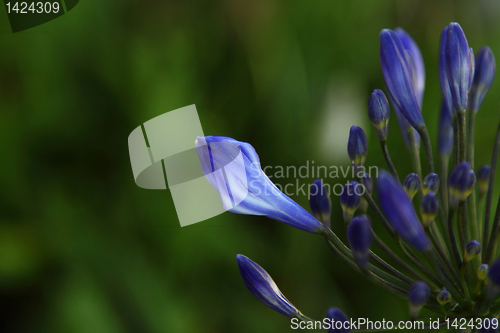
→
(425, 226, 460, 282)
(424, 250, 467, 306)
(380, 139, 400, 183)
(467, 110, 479, 242)
(458, 109, 467, 163)
(372, 232, 430, 284)
(457, 201, 468, 251)
(408, 129, 422, 181)
(483, 121, 500, 262)
(416, 125, 436, 174)
(448, 207, 463, 269)
(453, 113, 460, 168)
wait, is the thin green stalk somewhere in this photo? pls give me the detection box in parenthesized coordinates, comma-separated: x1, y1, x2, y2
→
(467, 109, 479, 242)
(380, 139, 400, 183)
(457, 201, 468, 251)
(483, 121, 500, 261)
(424, 250, 467, 306)
(362, 191, 395, 237)
(458, 109, 467, 162)
(425, 226, 460, 282)
(295, 312, 315, 323)
(408, 129, 422, 181)
(440, 155, 450, 218)
(485, 195, 500, 264)
(478, 192, 486, 244)
(321, 227, 409, 289)
(458, 261, 474, 309)
(453, 114, 460, 168)
(448, 207, 463, 269)
(373, 232, 429, 284)
(398, 239, 442, 288)
(416, 125, 436, 174)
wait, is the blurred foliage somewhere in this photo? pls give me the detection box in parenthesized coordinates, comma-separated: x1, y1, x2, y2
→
(1, 0, 500, 332)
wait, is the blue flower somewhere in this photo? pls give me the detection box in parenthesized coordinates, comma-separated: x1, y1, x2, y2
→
(196, 136, 323, 233)
(448, 162, 473, 208)
(420, 192, 439, 227)
(380, 29, 424, 129)
(445, 22, 475, 112)
(403, 173, 421, 200)
(340, 182, 362, 222)
(309, 179, 332, 225)
(423, 173, 440, 195)
(438, 100, 454, 156)
(368, 89, 390, 140)
(347, 126, 368, 173)
(478, 165, 492, 195)
(439, 27, 453, 114)
(327, 308, 351, 333)
(470, 46, 496, 112)
(378, 171, 431, 251)
(437, 287, 451, 305)
(347, 215, 372, 268)
(236, 254, 298, 317)
(408, 282, 430, 317)
(465, 240, 481, 262)
(395, 28, 425, 108)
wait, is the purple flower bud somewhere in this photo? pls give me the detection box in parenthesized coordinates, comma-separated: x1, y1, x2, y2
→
(478, 165, 491, 195)
(347, 126, 368, 172)
(380, 29, 424, 129)
(346, 215, 372, 268)
(439, 27, 453, 114)
(448, 162, 473, 208)
(437, 287, 451, 305)
(368, 89, 390, 140)
(408, 282, 430, 318)
(378, 171, 431, 251)
(236, 254, 298, 317)
(470, 46, 496, 112)
(420, 192, 439, 227)
(327, 308, 351, 333)
(309, 179, 332, 225)
(395, 28, 425, 108)
(478, 264, 489, 281)
(403, 173, 421, 200)
(465, 240, 481, 262)
(445, 22, 475, 112)
(423, 173, 440, 195)
(340, 182, 362, 222)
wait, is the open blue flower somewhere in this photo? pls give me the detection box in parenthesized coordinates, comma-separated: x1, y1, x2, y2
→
(196, 136, 323, 233)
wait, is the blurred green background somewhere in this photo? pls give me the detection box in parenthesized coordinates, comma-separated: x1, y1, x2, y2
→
(1, 0, 500, 332)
